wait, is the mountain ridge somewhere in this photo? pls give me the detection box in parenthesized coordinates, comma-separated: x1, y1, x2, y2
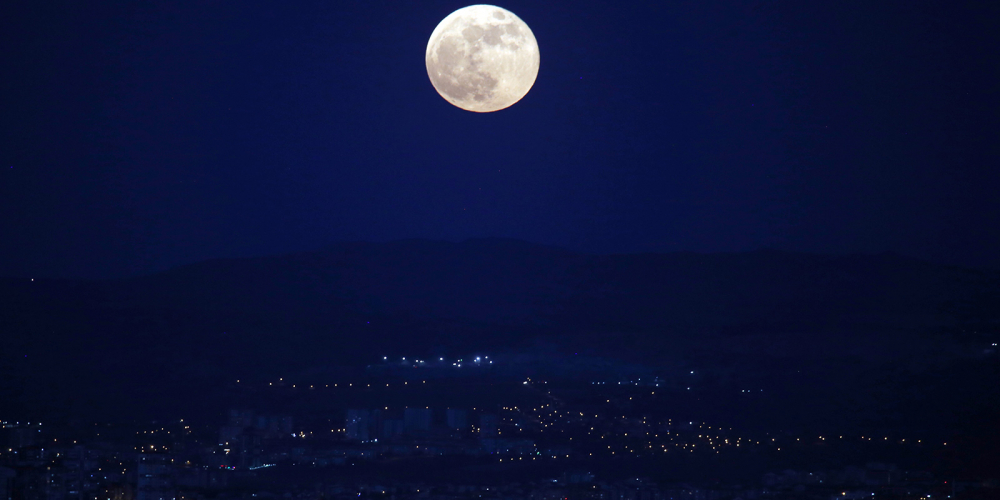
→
(1, 238, 998, 422)
(3, 238, 998, 331)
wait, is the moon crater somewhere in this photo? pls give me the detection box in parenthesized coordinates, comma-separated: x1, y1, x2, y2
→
(426, 5, 539, 112)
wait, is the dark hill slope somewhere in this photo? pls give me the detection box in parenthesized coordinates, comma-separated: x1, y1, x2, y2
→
(106, 239, 998, 335)
(0, 239, 997, 420)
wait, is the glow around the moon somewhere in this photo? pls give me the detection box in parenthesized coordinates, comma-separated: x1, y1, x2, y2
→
(426, 5, 539, 112)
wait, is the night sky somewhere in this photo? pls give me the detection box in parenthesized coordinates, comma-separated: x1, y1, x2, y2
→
(2, 1, 998, 279)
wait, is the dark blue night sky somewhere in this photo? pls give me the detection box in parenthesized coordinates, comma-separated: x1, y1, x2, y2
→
(2, 1, 998, 278)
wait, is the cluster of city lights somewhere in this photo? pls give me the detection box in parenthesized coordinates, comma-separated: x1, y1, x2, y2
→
(238, 376, 432, 389)
(379, 355, 494, 368)
(227, 375, 963, 460)
(497, 383, 956, 460)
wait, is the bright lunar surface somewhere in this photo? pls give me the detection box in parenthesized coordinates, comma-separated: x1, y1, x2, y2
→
(426, 5, 539, 112)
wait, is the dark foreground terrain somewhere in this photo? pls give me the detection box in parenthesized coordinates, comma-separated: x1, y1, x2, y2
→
(1, 239, 999, 488)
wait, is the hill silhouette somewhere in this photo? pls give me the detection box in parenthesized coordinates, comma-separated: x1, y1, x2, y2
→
(1, 239, 998, 422)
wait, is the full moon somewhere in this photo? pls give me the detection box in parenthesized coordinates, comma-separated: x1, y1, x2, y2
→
(426, 5, 539, 113)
